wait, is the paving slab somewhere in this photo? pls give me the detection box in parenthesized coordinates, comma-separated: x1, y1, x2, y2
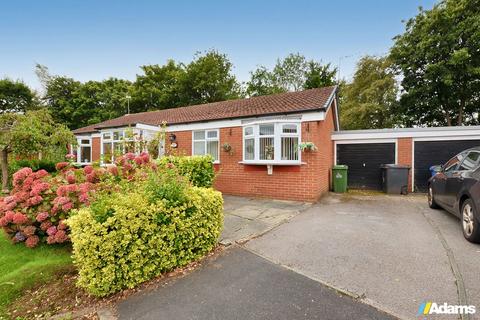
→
(246, 193, 472, 320)
(220, 195, 310, 244)
(117, 247, 396, 320)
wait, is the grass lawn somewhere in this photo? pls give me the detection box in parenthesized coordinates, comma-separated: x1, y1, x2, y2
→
(0, 232, 73, 318)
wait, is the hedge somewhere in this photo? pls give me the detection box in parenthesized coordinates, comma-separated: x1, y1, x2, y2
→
(157, 155, 215, 188)
(67, 186, 223, 296)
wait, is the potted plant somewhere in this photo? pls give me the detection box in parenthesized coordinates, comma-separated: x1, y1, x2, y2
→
(299, 142, 317, 152)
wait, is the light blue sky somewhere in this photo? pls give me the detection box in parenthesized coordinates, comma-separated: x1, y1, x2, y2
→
(0, 0, 437, 90)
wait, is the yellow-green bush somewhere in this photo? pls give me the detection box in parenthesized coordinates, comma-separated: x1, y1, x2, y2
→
(157, 155, 215, 187)
(67, 186, 223, 297)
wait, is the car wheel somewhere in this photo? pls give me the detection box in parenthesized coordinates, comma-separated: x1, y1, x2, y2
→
(428, 185, 439, 209)
(461, 199, 480, 243)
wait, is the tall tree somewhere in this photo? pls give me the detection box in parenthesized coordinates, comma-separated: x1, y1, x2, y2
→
(246, 53, 337, 96)
(304, 61, 337, 89)
(130, 60, 185, 113)
(340, 56, 398, 130)
(0, 109, 74, 191)
(0, 78, 36, 113)
(390, 0, 480, 126)
(178, 50, 242, 105)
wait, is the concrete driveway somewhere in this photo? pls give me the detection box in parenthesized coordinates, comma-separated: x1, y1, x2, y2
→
(246, 193, 480, 320)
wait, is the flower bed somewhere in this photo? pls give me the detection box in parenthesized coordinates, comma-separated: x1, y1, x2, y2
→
(0, 152, 159, 247)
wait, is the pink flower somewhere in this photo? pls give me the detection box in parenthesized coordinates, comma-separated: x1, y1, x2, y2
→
(65, 153, 76, 160)
(46, 235, 56, 244)
(84, 165, 94, 175)
(34, 169, 49, 179)
(62, 202, 74, 211)
(141, 152, 150, 163)
(54, 230, 68, 243)
(123, 163, 133, 171)
(125, 153, 135, 160)
(40, 221, 53, 231)
(0, 217, 8, 227)
(66, 174, 76, 184)
(66, 184, 78, 193)
(55, 162, 69, 171)
(134, 156, 143, 165)
(23, 225, 36, 236)
(46, 226, 57, 236)
(12, 213, 29, 224)
(27, 195, 43, 206)
(86, 173, 97, 183)
(56, 185, 68, 197)
(25, 235, 40, 248)
(30, 182, 50, 196)
(107, 166, 118, 176)
(4, 196, 16, 204)
(36, 212, 49, 222)
(58, 220, 68, 230)
(78, 183, 92, 193)
(79, 192, 89, 203)
(13, 167, 33, 186)
(4, 211, 15, 222)
(54, 196, 70, 206)
(4, 201, 17, 211)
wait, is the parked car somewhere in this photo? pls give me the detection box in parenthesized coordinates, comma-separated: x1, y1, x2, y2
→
(428, 147, 480, 243)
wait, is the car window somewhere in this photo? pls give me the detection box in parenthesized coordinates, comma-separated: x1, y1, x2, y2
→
(444, 152, 467, 173)
(458, 151, 480, 171)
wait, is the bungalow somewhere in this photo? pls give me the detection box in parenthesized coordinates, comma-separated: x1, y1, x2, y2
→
(73, 86, 340, 202)
(74, 85, 480, 201)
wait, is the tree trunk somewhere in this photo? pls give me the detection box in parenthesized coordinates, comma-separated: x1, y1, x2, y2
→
(1, 148, 9, 193)
(445, 112, 452, 126)
(458, 99, 465, 126)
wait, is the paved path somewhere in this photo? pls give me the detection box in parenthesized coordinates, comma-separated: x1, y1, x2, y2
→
(220, 195, 310, 245)
(118, 247, 396, 320)
(246, 193, 480, 320)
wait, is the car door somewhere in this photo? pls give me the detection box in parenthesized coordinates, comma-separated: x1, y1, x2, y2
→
(435, 153, 464, 205)
(445, 151, 480, 211)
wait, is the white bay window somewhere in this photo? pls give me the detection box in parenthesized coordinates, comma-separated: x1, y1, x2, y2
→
(243, 122, 300, 164)
(192, 129, 219, 162)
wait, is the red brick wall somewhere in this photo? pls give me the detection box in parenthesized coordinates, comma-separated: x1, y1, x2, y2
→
(92, 137, 101, 162)
(397, 137, 413, 192)
(169, 104, 336, 202)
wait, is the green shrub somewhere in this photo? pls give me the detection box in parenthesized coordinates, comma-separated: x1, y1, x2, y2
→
(10, 159, 57, 173)
(157, 155, 215, 188)
(67, 185, 223, 296)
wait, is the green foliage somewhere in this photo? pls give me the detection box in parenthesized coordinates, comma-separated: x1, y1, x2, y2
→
(0, 78, 37, 113)
(340, 56, 398, 129)
(67, 185, 223, 296)
(10, 159, 57, 174)
(157, 155, 215, 188)
(0, 232, 72, 318)
(144, 168, 189, 207)
(390, 0, 480, 126)
(0, 109, 75, 189)
(246, 53, 337, 96)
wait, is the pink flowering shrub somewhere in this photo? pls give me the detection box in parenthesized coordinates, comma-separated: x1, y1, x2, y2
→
(0, 152, 157, 248)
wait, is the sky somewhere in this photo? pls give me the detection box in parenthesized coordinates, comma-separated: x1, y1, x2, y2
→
(0, 0, 437, 91)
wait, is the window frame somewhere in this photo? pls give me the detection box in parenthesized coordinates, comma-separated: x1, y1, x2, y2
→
(458, 151, 480, 171)
(77, 137, 92, 164)
(192, 129, 220, 163)
(242, 121, 301, 165)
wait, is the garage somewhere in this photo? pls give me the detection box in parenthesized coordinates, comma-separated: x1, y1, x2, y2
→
(336, 143, 395, 190)
(413, 139, 480, 192)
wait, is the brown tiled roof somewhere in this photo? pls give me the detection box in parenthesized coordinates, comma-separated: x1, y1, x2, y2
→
(73, 86, 336, 134)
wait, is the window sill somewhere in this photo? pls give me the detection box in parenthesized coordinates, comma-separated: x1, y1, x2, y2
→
(239, 161, 305, 166)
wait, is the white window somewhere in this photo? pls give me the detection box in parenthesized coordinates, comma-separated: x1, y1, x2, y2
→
(192, 129, 219, 162)
(77, 138, 92, 164)
(242, 122, 300, 164)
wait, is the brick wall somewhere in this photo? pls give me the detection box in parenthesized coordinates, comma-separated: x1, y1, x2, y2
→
(169, 104, 336, 202)
(397, 137, 413, 192)
(92, 137, 101, 162)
